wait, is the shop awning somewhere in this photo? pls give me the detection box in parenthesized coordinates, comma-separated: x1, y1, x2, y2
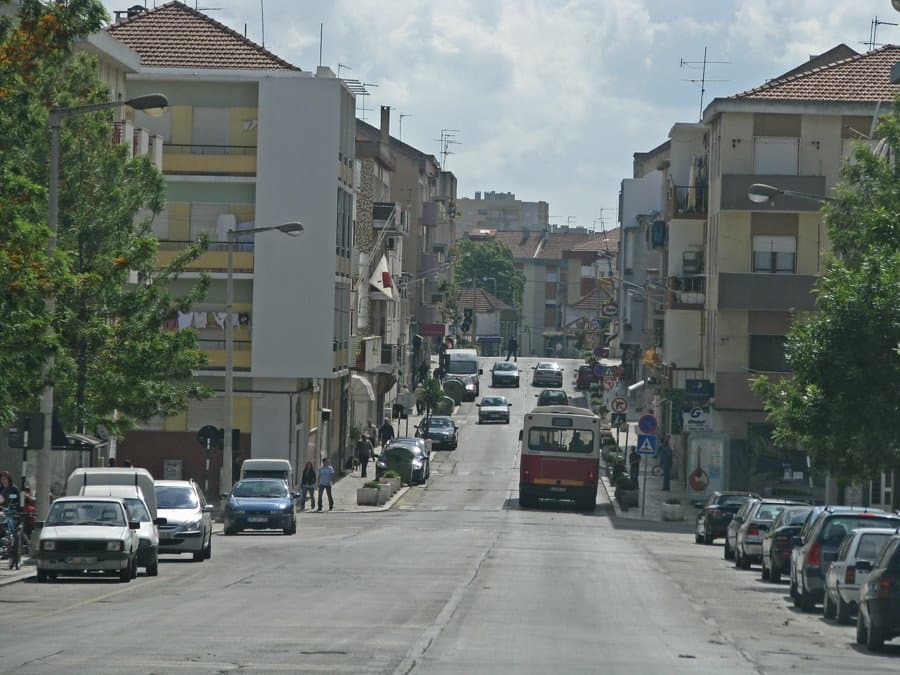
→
(476, 335, 503, 344)
(350, 374, 376, 402)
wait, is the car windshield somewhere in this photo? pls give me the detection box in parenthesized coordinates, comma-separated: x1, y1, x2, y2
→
(785, 508, 812, 525)
(428, 418, 452, 428)
(856, 533, 892, 561)
(536, 363, 556, 370)
(123, 498, 151, 523)
(482, 397, 506, 406)
(156, 485, 200, 509)
(755, 504, 786, 521)
(819, 515, 900, 545)
(232, 481, 288, 499)
(718, 495, 751, 507)
(384, 447, 414, 460)
(46, 501, 125, 526)
(447, 361, 477, 374)
(540, 391, 566, 402)
(494, 362, 516, 371)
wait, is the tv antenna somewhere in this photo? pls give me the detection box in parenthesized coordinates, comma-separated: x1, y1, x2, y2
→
(343, 80, 378, 120)
(337, 63, 351, 78)
(681, 46, 730, 121)
(436, 129, 461, 167)
(398, 113, 413, 141)
(862, 16, 898, 51)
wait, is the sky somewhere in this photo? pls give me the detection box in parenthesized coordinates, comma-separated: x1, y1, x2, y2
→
(106, 0, 900, 231)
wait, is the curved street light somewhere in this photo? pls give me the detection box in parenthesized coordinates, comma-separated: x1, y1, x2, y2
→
(747, 183, 834, 205)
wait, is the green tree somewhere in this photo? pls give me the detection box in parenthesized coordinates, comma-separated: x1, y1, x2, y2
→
(0, 0, 211, 435)
(751, 98, 900, 482)
(453, 237, 525, 308)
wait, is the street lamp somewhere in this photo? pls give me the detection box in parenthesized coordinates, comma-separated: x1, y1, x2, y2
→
(747, 183, 834, 205)
(37, 94, 168, 519)
(223, 222, 303, 493)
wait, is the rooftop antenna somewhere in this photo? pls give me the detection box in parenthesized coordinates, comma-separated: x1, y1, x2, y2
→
(399, 113, 412, 141)
(343, 79, 377, 120)
(337, 63, 351, 78)
(681, 46, 730, 121)
(436, 129, 461, 167)
(260, 0, 265, 48)
(319, 23, 323, 67)
(862, 16, 897, 51)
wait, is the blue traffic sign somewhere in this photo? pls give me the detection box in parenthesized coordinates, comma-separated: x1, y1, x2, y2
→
(637, 433, 657, 456)
(638, 414, 658, 435)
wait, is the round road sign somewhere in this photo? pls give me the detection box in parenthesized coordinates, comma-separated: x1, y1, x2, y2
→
(601, 303, 618, 317)
(638, 414, 658, 435)
(611, 397, 628, 413)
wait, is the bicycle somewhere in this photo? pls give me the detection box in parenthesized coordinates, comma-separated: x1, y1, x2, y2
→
(0, 509, 26, 571)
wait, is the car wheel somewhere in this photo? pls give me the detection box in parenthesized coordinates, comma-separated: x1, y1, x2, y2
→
(799, 588, 815, 612)
(740, 551, 751, 570)
(519, 493, 538, 508)
(856, 611, 867, 645)
(147, 556, 159, 577)
(734, 548, 741, 568)
(791, 580, 801, 607)
(770, 560, 781, 583)
(192, 548, 204, 562)
(724, 540, 732, 560)
(823, 591, 836, 619)
(835, 595, 851, 624)
(203, 534, 212, 559)
(761, 563, 770, 581)
(130, 556, 138, 579)
(695, 531, 703, 544)
(119, 560, 132, 583)
(224, 526, 237, 536)
(866, 614, 885, 651)
(703, 528, 713, 545)
(36, 569, 48, 583)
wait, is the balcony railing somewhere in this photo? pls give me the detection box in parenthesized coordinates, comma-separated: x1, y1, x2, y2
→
(163, 144, 257, 175)
(669, 275, 706, 307)
(164, 144, 257, 155)
(197, 338, 251, 370)
(671, 185, 707, 218)
(157, 240, 254, 273)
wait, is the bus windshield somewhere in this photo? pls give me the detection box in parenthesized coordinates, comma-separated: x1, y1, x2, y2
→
(528, 428, 595, 454)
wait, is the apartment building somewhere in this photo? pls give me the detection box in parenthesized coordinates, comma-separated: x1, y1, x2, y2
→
(106, 2, 357, 492)
(456, 191, 549, 236)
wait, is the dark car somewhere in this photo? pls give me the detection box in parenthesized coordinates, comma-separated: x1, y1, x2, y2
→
(490, 361, 520, 387)
(575, 364, 595, 390)
(856, 533, 900, 651)
(760, 505, 812, 582)
(531, 362, 563, 387)
(415, 415, 458, 450)
(791, 508, 900, 611)
(392, 436, 430, 462)
(376, 441, 429, 485)
(223, 479, 297, 536)
(477, 396, 511, 424)
(536, 389, 568, 407)
(694, 491, 756, 545)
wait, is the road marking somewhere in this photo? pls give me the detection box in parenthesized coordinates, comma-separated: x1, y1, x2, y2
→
(36, 576, 167, 620)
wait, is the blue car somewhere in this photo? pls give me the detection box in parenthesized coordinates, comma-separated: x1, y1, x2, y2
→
(223, 479, 297, 536)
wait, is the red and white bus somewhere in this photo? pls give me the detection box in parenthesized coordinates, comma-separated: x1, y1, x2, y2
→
(518, 405, 601, 511)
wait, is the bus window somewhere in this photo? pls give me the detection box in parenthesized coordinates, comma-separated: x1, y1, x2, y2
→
(527, 428, 594, 454)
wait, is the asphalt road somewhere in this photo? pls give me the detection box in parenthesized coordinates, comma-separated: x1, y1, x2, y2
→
(0, 356, 896, 673)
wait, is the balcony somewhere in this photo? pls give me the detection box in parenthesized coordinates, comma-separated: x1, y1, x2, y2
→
(720, 174, 827, 211)
(668, 185, 707, 219)
(669, 275, 706, 308)
(163, 144, 257, 176)
(197, 338, 251, 371)
(157, 241, 254, 273)
(718, 273, 817, 311)
(373, 202, 407, 234)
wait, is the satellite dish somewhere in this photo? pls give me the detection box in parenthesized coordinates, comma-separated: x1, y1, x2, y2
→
(894, 0, 900, 12)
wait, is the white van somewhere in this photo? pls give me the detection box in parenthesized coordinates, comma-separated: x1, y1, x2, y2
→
(66, 467, 158, 518)
(445, 348, 482, 400)
(239, 459, 293, 487)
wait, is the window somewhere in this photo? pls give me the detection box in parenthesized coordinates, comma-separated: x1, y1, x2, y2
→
(581, 265, 593, 278)
(752, 235, 796, 274)
(754, 137, 798, 175)
(749, 335, 788, 372)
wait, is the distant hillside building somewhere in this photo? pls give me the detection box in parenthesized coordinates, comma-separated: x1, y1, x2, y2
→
(456, 191, 549, 235)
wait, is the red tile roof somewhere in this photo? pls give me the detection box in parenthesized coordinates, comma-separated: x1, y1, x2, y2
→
(571, 282, 615, 311)
(107, 1, 300, 71)
(490, 230, 543, 259)
(732, 44, 900, 103)
(569, 228, 620, 256)
(535, 230, 593, 260)
(457, 288, 512, 312)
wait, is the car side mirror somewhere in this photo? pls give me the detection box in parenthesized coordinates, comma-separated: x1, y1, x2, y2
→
(518, 430, 523, 441)
(476, 403, 481, 407)
(202, 505, 214, 513)
(219, 493, 229, 500)
(154, 517, 168, 526)
(733, 516, 743, 524)
(34, 521, 44, 530)
(129, 521, 140, 530)
(478, 368, 483, 375)
(790, 536, 803, 547)
(291, 492, 301, 500)
(855, 560, 873, 572)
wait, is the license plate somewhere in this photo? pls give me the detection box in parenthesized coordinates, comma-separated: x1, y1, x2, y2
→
(247, 516, 268, 523)
(158, 532, 172, 539)
(66, 556, 96, 564)
(549, 487, 566, 492)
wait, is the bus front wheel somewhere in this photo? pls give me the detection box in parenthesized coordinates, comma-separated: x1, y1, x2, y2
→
(519, 493, 538, 508)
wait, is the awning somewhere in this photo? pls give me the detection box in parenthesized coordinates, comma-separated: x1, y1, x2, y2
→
(368, 255, 394, 300)
(476, 335, 503, 344)
(350, 374, 376, 402)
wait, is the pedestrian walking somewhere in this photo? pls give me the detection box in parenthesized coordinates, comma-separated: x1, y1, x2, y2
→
(299, 461, 317, 511)
(628, 446, 641, 484)
(378, 416, 395, 449)
(417, 361, 429, 386)
(355, 435, 374, 478)
(658, 436, 673, 491)
(365, 420, 378, 446)
(316, 458, 335, 511)
(505, 336, 518, 362)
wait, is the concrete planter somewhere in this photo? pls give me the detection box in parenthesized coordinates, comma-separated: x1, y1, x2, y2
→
(383, 477, 400, 494)
(376, 485, 390, 505)
(617, 489, 639, 510)
(356, 487, 380, 506)
(661, 501, 684, 521)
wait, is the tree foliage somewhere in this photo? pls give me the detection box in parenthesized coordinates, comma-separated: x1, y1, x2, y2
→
(751, 98, 900, 482)
(0, 0, 211, 435)
(452, 237, 525, 309)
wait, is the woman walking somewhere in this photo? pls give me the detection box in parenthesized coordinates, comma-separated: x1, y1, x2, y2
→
(299, 461, 317, 511)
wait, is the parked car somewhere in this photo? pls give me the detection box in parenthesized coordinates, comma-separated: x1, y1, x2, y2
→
(222, 478, 298, 536)
(760, 505, 813, 582)
(856, 532, 900, 651)
(536, 389, 568, 407)
(490, 361, 520, 387)
(155, 479, 214, 561)
(724, 498, 757, 560)
(531, 361, 563, 387)
(392, 436, 431, 462)
(415, 415, 458, 450)
(694, 491, 757, 545)
(35, 496, 140, 583)
(477, 396, 512, 424)
(575, 364, 595, 390)
(79, 484, 160, 576)
(824, 527, 895, 624)
(734, 499, 804, 569)
(791, 507, 900, 611)
(376, 441, 429, 485)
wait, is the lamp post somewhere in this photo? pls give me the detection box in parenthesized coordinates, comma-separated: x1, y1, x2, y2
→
(223, 222, 303, 493)
(37, 94, 168, 519)
(747, 183, 834, 205)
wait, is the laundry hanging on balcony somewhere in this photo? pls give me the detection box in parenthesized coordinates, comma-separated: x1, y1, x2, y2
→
(369, 254, 394, 300)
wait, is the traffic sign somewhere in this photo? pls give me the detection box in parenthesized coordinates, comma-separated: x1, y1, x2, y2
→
(638, 414, 658, 435)
(601, 303, 618, 317)
(611, 397, 628, 413)
(593, 346, 605, 358)
(637, 433, 657, 456)
(589, 319, 602, 331)
(593, 363, 605, 378)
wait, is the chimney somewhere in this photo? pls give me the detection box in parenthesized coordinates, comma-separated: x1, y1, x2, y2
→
(380, 106, 390, 146)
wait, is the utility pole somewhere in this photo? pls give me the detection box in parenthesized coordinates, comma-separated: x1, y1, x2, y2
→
(471, 274, 478, 350)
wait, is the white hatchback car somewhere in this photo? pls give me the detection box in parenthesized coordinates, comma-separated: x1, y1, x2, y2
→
(155, 480, 213, 561)
(824, 527, 895, 624)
